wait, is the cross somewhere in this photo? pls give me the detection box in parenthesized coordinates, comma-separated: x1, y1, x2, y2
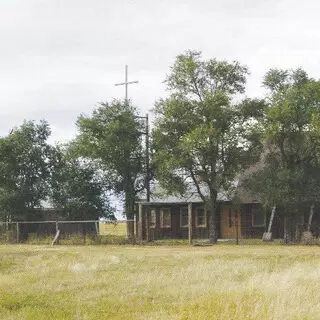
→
(114, 65, 139, 102)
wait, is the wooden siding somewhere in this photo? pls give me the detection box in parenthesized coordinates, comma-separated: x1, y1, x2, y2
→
(139, 203, 218, 240)
(137, 202, 283, 240)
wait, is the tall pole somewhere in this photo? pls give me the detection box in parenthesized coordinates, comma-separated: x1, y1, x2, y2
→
(136, 113, 150, 202)
(145, 113, 150, 202)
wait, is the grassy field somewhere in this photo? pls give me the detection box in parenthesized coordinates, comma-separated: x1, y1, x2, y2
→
(0, 244, 319, 320)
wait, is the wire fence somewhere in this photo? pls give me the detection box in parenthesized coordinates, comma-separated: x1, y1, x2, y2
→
(0, 218, 318, 245)
(0, 220, 135, 244)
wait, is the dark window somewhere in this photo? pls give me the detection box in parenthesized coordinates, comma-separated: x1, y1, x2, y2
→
(252, 207, 265, 227)
(196, 207, 206, 227)
(180, 207, 188, 227)
(160, 208, 171, 228)
(150, 209, 156, 228)
(228, 208, 232, 228)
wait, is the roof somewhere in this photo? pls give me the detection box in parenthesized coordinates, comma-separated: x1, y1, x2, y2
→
(137, 168, 263, 206)
(137, 182, 231, 205)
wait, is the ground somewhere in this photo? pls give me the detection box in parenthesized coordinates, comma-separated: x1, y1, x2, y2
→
(0, 244, 319, 320)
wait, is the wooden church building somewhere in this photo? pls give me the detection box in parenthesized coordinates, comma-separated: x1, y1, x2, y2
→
(135, 186, 283, 241)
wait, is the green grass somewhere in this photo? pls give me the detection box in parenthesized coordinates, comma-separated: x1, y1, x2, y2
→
(0, 245, 319, 319)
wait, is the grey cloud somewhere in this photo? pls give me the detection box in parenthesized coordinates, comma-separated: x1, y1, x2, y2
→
(1, 0, 320, 141)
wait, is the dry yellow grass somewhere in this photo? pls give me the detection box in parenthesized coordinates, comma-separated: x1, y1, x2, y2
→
(99, 222, 129, 236)
(0, 244, 319, 319)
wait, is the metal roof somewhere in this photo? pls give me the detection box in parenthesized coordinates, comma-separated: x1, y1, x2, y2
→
(137, 183, 231, 204)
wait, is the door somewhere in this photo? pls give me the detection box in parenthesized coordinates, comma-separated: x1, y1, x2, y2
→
(220, 206, 241, 239)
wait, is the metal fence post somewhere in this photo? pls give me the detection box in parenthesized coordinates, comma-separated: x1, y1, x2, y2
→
(16, 222, 19, 243)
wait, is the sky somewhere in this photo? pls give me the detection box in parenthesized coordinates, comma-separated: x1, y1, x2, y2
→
(1, 0, 320, 144)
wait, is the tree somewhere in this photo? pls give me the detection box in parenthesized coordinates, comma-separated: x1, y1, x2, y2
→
(75, 100, 146, 238)
(0, 120, 58, 220)
(153, 50, 264, 243)
(50, 146, 114, 221)
(247, 68, 320, 241)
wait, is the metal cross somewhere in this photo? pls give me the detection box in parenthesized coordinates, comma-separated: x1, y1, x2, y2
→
(114, 65, 139, 101)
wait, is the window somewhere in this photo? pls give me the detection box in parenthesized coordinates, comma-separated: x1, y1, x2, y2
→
(228, 208, 232, 228)
(150, 209, 156, 228)
(196, 207, 206, 227)
(180, 207, 188, 228)
(160, 208, 171, 228)
(252, 206, 265, 227)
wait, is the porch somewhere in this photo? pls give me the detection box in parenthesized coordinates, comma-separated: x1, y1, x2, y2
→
(136, 202, 273, 242)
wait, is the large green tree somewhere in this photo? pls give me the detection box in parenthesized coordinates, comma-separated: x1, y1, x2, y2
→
(0, 120, 58, 220)
(75, 100, 146, 238)
(247, 68, 320, 241)
(50, 146, 114, 221)
(153, 51, 264, 243)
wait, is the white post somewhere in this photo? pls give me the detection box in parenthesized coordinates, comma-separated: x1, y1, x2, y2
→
(267, 206, 276, 233)
(307, 204, 315, 232)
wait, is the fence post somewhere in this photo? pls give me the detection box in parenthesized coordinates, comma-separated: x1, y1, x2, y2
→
(16, 222, 19, 243)
(188, 202, 193, 245)
(51, 221, 60, 246)
(145, 208, 150, 242)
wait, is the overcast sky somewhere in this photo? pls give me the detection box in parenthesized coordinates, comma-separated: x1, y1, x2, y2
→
(1, 0, 320, 144)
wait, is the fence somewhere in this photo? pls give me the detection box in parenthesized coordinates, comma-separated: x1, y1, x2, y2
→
(0, 220, 135, 244)
(1, 218, 318, 245)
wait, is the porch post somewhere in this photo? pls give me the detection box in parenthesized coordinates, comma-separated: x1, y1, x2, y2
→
(235, 210, 239, 245)
(145, 207, 150, 242)
(138, 203, 143, 241)
(188, 202, 193, 245)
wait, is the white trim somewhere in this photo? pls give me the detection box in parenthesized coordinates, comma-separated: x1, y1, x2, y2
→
(160, 208, 171, 228)
(195, 207, 207, 228)
(180, 207, 188, 228)
(150, 209, 156, 228)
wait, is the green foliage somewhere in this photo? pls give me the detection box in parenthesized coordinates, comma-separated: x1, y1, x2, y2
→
(153, 51, 263, 242)
(75, 100, 146, 237)
(263, 68, 310, 92)
(76, 100, 144, 192)
(0, 120, 58, 220)
(247, 68, 320, 236)
(166, 50, 249, 97)
(51, 146, 113, 220)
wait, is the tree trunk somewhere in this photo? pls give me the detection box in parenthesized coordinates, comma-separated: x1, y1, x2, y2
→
(137, 203, 143, 241)
(208, 193, 218, 244)
(126, 221, 135, 240)
(145, 207, 150, 242)
(125, 191, 135, 240)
